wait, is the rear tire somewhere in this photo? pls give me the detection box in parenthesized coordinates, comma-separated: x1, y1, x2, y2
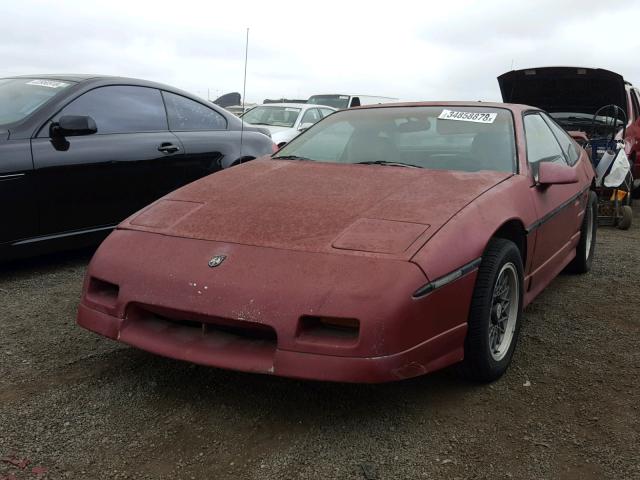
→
(459, 238, 524, 382)
(566, 191, 597, 274)
(618, 205, 633, 230)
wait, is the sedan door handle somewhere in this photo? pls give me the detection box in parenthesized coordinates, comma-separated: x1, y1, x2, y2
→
(158, 143, 180, 153)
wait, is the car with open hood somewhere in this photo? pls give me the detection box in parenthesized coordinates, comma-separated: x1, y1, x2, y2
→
(499, 66, 640, 190)
(77, 102, 597, 383)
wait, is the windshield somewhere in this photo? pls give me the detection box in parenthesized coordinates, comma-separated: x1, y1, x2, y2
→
(307, 95, 350, 109)
(274, 106, 516, 173)
(550, 111, 626, 125)
(0, 78, 75, 126)
(242, 106, 301, 127)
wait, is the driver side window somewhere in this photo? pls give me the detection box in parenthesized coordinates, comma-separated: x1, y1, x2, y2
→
(45, 86, 168, 136)
(524, 113, 566, 175)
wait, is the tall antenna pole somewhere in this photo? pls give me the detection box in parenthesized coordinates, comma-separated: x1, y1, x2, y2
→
(239, 27, 249, 162)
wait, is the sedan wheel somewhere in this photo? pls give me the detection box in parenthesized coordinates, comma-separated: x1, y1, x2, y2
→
(459, 238, 524, 382)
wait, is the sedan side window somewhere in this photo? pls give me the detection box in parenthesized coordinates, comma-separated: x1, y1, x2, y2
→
(319, 108, 334, 118)
(163, 92, 227, 131)
(300, 108, 322, 126)
(51, 86, 168, 135)
(524, 114, 566, 171)
(541, 113, 580, 166)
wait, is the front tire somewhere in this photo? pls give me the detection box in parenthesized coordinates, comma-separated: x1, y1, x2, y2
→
(459, 238, 524, 382)
(566, 191, 597, 273)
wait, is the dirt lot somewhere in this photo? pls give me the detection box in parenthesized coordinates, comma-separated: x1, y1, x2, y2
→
(1, 209, 639, 480)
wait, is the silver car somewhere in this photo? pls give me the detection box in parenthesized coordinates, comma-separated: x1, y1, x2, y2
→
(242, 103, 335, 147)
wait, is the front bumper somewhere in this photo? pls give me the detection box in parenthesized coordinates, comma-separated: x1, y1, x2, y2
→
(77, 229, 475, 383)
(78, 303, 466, 383)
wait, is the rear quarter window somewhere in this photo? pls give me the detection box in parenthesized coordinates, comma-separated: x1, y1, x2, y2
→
(163, 92, 227, 131)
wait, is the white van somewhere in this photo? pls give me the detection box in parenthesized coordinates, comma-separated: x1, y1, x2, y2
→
(307, 94, 398, 109)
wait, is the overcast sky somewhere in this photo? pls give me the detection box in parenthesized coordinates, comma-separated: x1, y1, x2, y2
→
(3, 0, 640, 103)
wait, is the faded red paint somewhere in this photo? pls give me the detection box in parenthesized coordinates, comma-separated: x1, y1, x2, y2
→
(77, 102, 595, 383)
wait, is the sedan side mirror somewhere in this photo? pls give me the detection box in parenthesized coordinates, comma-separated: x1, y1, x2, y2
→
(536, 161, 579, 186)
(298, 122, 314, 132)
(50, 115, 97, 137)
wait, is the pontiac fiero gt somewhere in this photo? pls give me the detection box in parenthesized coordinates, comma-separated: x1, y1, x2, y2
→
(77, 102, 597, 383)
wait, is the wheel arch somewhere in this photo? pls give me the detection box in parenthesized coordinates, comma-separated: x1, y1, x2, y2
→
(490, 219, 527, 266)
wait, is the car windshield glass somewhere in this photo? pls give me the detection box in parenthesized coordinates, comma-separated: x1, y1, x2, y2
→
(550, 112, 622, 125)
(0, 78, 75, 126)
(307, 95, 350, 109)
(274, 106, 516, 173)
(242, 106, 301, 127)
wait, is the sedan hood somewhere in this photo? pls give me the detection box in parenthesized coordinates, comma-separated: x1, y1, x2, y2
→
(498, 67, 627, 116)
(260, 125, 291, 135)
(122, 159, 510, 259)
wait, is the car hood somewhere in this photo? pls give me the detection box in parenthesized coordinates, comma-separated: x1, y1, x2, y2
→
(259, 125, 293, 135)
(498, 67, 627, 116)
(121, 159, 511, 259)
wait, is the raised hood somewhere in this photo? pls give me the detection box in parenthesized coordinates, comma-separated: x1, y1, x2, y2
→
(121, 159, 510, 259)
(498, 67, 627, 116)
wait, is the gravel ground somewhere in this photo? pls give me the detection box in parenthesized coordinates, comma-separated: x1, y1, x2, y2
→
(1, 208, 639, 480)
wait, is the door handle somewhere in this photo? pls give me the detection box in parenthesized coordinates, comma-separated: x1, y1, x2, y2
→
(0, 173, 26, 180)
(158, 143, 180, 153)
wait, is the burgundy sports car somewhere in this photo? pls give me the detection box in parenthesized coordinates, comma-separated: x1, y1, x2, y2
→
(77, 102, 597, 383)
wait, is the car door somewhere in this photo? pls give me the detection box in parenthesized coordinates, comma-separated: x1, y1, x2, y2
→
(161, 91, 235, 175)
(0, 140, 37, 244)
(524, 112, 584, 286)
(31, 85, 184, 235)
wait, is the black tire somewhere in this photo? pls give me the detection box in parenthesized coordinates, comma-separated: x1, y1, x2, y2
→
(566, 191, 598, 274)
(618, 205, 633, 230)
(459, 238, 524, 382)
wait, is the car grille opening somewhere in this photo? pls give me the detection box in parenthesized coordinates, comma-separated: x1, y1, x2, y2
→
(86, 277, 119, 307)
(126, 304, 277, 348)
(297, 315, 360, 346)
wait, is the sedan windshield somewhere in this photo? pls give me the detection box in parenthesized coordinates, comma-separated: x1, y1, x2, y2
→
(0, 78, 75, 126)
(242, 106, 301, 128)
(274, 106, 516, 173)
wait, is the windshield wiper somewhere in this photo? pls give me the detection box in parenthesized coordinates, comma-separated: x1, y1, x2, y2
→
(273, 155, 312, 161)
(355, 160, 422, 168)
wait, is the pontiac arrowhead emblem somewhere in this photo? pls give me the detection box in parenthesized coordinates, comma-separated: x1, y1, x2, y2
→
(208, 255, 226, 268)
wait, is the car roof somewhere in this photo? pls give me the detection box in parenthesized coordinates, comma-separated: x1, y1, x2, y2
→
(2, 74, 193, 92)
(349, 101, 540, 113)
(254, 103, 335, 110)
(310, 93, 397, 99)
(5, 74, 105, 82)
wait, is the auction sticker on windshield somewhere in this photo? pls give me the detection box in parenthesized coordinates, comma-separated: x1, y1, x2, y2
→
(438, 109, 497, 123)
(26, 79, 70, 89)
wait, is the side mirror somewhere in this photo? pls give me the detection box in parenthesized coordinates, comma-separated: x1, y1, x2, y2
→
(50, 115, 97, 137)
(298, 122, 314, 132)
(537, 161, 579, 186)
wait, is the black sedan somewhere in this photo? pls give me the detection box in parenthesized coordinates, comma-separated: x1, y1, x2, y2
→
(1, 75, 275, 260)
